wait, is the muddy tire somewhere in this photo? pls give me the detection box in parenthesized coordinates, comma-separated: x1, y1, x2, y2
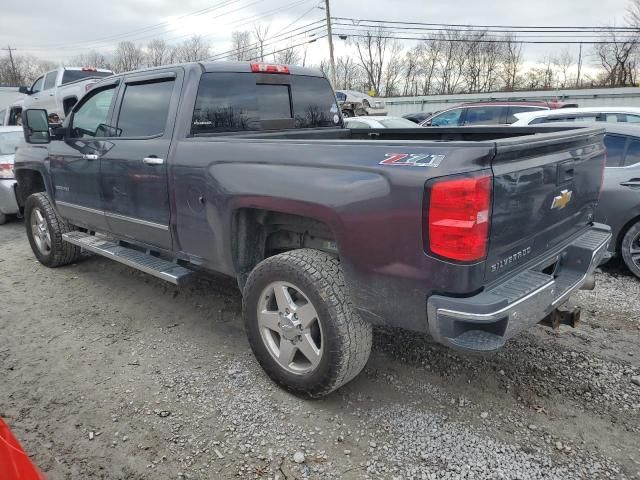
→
(24, 192, 81, 267)
(243, 249, 372, 397)
(621, 220, 640, 279)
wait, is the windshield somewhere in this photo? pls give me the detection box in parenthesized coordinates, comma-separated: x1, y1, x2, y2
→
(0, 131, 22, 155)
(379, 118, 420, 128)
(61, 70, 113, 85)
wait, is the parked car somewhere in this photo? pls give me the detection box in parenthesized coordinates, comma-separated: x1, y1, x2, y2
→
(402, 112, 434, 124)
(0, 126, 24, 224)
(0, 99, 25, 127)
(344, 116, 419, 129)
(336, 90, 386, 116)
(19, 67, 114, 120)
(420, 101, 576, 127)
(15, 61, 610, 396)
(511, 107, 640, 126)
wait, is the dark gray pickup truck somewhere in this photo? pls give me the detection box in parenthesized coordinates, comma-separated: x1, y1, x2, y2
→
(15, 61, 611, 396)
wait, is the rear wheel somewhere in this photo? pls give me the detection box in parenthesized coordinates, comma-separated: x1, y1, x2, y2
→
(243, 249, 372, 397)
(25, 193, 81, 267)
(621, 220, 640, 278)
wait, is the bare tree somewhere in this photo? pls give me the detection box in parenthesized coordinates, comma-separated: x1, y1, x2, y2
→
(501, 34, 524, 91)
(253, 23, 271, 62)
(594, 29, 639, 87)
(334, 56, 364, 90)
(230, 31, 257, 61)
(436, 31, 467, 94)
(553, 47, 575, 88)
(0, 54, 56, 85)
(382, 41, 404, 96)
(146, 39, 171, 67)
(175, 36, 210, 63)
(274, 44, 301, 65)
(69, 51, 111, 69)
(112, 41, 144, 73)
(352, 28, 391, 95)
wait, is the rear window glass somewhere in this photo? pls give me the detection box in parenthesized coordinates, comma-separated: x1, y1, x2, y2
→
(625, 139, 640, 166)
(604, 135, 627, 167)
(61, 70, 113, 85)
(257, 85, 292, 120)
(464, 106, 505, 126)
(191, 73, 341, 134)
(507, 106, 546, 123)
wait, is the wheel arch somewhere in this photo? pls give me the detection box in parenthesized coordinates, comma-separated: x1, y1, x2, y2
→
(15, 168, 47, 207)
(231, 207, 339, 289)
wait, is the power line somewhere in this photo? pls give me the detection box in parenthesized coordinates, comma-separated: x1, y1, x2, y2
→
(207, 21, 325, 60)
(331, 16, 640, 32)
(332, 31, 638, 45)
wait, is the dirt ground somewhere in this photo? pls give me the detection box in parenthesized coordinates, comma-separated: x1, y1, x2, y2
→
(1, 219, 639, 480)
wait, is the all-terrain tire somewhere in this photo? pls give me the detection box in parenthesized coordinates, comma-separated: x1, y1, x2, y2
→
(243, 249, 372, 397)
(621, 220, 640, 279)
(24, 192, 81, 267)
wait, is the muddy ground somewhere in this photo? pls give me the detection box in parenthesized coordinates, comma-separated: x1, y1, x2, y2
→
(1, 220, 639, 479)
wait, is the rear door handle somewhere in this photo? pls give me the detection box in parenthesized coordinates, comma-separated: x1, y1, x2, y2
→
(143, 157, 164, 166)
(620, 178, 640, 187)
(82, 154, 99, 160)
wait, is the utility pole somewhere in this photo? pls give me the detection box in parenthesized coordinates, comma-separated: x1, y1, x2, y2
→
(2, 45, 19, 86)
(576, 43, 583, 88)
(324, 0, 337, 86)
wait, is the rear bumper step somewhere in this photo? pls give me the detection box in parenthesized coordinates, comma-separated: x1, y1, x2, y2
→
(427, 223, 611, 353)
(62, 231, 194, 286)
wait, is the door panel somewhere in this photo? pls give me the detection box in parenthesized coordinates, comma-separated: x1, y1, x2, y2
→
(52, 83, 119, 229)
(100, 71, 180, 250)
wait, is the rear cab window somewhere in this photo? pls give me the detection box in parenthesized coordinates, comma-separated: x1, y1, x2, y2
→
(61, 69, 113, 85)
(191, 73, 341, 134)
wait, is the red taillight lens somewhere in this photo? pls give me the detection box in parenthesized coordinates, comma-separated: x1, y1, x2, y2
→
(427, 174, 492, 262)
(250, 63, 290, 74)
(0, 162, 14, 179)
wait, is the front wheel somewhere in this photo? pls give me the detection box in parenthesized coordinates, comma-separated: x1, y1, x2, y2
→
(243, 249, 372, 397)
(24, 192, 81, 267)
(621, 220, 640, 278)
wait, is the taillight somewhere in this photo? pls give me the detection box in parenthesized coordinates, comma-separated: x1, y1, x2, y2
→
(426, 174, 492, 262)
(0, 162, 14, 179)
(250, 63, 290, 74)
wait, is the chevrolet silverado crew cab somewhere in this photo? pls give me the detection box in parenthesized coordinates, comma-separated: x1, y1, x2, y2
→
(18, 67, 114, 120)
(15, 62, 611, 396)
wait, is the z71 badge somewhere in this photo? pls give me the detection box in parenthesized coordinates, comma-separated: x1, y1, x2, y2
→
(380, 153, 445, 168)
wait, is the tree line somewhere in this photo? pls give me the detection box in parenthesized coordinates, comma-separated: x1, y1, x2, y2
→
(2, 0, 640, 96)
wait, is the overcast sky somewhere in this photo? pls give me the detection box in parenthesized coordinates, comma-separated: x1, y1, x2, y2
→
(1, 0, 633, 67)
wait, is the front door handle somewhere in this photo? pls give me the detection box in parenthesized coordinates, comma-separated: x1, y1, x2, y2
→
(143, 157, 164, 166)
(82, 154, 99, 160)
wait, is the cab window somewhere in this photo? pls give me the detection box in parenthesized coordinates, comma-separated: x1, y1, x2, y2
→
(31, 76, 44, 94)
(70, 86, 117, 138)
(43, 71, 57, 90)
(115, 79, 175, 137)
(429, 108, 463, 127)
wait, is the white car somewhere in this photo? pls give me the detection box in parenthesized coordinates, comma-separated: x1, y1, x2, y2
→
(343, 116, 419, 129)
(0, 126, 24, 224)
(336, 90, 387, 117)
(511, 107, 640, 126)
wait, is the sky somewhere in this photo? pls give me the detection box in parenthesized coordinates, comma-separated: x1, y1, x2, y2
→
(0, 0, 633, 67)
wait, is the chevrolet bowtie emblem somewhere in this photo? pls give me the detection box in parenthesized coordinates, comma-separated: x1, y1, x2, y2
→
(551, 190, 573, 210)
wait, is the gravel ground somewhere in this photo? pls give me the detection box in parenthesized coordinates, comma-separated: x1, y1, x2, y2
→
(1, 220, 639, 479)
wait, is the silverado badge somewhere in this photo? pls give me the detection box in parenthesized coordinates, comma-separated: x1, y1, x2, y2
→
(551, 190, 573, 210)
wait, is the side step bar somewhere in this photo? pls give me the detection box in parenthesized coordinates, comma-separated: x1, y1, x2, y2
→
(62, 231, 194, 286)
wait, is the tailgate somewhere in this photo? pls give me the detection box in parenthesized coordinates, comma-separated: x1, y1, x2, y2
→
(485, 127, 605, 283)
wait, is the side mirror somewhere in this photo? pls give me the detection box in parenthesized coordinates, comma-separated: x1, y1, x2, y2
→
(18, 86, 30, 95)
(22, 109, 51, 144)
